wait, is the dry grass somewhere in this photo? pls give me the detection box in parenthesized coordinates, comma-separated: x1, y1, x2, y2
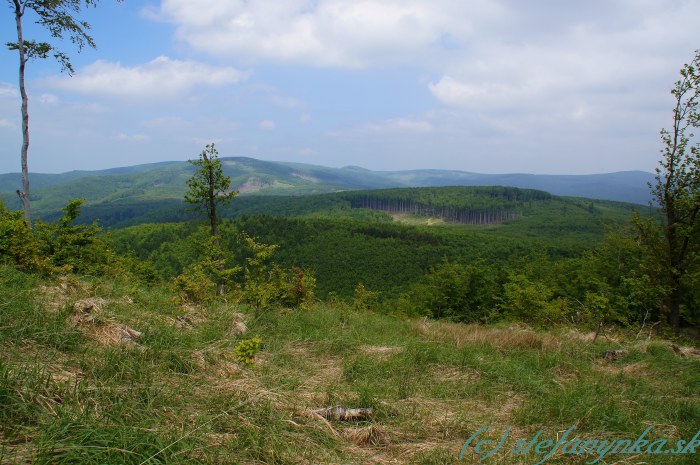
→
(593, 360, 651, 376)
(676, 345, 700, 359)
(172, 303, 209, 329)
(429, 365, 480, 383)
(88, 322, 143, 346)
(35, 275, 91, 313)
(70, 297, 109, 325)
(343, 425, 391, 447)
(59, 291, 144, 346)
(358, 345, 405, 359)
(415, 319, 561, 351)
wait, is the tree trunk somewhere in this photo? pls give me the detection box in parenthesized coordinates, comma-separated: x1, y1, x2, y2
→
(668, 277, 682, 337)
(202, 150, 224, 295)
(14, 1, 31, 222)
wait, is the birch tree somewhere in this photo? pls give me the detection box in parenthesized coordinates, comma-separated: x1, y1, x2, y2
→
(7, 0, 113, 222)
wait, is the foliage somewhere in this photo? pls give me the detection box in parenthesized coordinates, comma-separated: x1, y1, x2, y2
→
(233, 336, 262, 367)
(567, 225, 667, 329)
(341, 186, 551, 224)
(497, 273, 568, 326)
(351, 283, 380, 312)
(235, 233, 316, 311)
(197, 233, 242, 293)
(394, 259, 499, 323)
(184, 143, 240, 295)
(7, 0, 105, 74)
(108, 189, 638, 303)
(236, 233, 278, 310)
(33, 199, 109, 274)
(1, 199, 114, 275)
(18, 180, 639, 231)
(172, 264, 216, 304)
(0, 200, 49, 271)
(269, 265, 317, 309)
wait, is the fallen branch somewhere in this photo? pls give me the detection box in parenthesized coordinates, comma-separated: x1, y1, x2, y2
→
(647, 321, 660, 340)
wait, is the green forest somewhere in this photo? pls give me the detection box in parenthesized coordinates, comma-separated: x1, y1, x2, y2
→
(2, 179, 695, 334)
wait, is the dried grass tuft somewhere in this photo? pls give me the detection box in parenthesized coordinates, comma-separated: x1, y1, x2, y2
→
(343, 425, 391, 447)
(36, 275, 90, 313)
(90, 322, 143, 346)
(358, 345, 404, 359)
(70, 298, 108, 325)
(230, 319, 247, 336)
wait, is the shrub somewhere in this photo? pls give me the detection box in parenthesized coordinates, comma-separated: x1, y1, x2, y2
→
(352, 283, 380, 311)
(173, 265, 216, 304)
(0, 201, 49, 271)
(34, 199, 113, 274)
(498, 273, 567, 325)
(233, 337, 262, 367)
(236, 233, 316, 310)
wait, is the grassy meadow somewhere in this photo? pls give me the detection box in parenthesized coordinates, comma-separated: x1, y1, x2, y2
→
(1, 265, 698, 465)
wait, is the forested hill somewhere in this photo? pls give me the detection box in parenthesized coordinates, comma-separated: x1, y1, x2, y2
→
(0, 157, 654, 217)
(106, 185, 640, 299)
(35, 185, 639, 230)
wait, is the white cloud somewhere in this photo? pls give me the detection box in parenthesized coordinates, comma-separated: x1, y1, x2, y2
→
(185, 137, 226, 147)
(141, 116, 191, 129)
(365, 118, 433, 134)
(114, 132, 150, 142)
(0, 118, 17, 129)
(37, 93, 59, 105)
(267, 94, 303, 109)
(0, 82, 18, 99)
(156, 0, 505, 67)
(258, 119, 276, 130)
(299, 112, 311, 124)
(328, 117, 433, 137)
(45, 56, 250, 98)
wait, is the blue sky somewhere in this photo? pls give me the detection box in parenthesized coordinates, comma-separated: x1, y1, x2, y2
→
(1, 0, 698, 174)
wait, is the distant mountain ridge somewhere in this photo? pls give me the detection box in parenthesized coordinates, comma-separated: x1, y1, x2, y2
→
(0, 157, 655, 215)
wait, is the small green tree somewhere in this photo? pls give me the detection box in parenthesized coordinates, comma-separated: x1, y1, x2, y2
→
(184, 143, 238, 238)
(237, 233, 278, 311)
(34, 199, 109, 274)
(235, 233, 316, 312)
(184, 143, 238, 294)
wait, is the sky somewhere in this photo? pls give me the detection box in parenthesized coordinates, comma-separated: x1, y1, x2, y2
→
(0, 0, 698, 175)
